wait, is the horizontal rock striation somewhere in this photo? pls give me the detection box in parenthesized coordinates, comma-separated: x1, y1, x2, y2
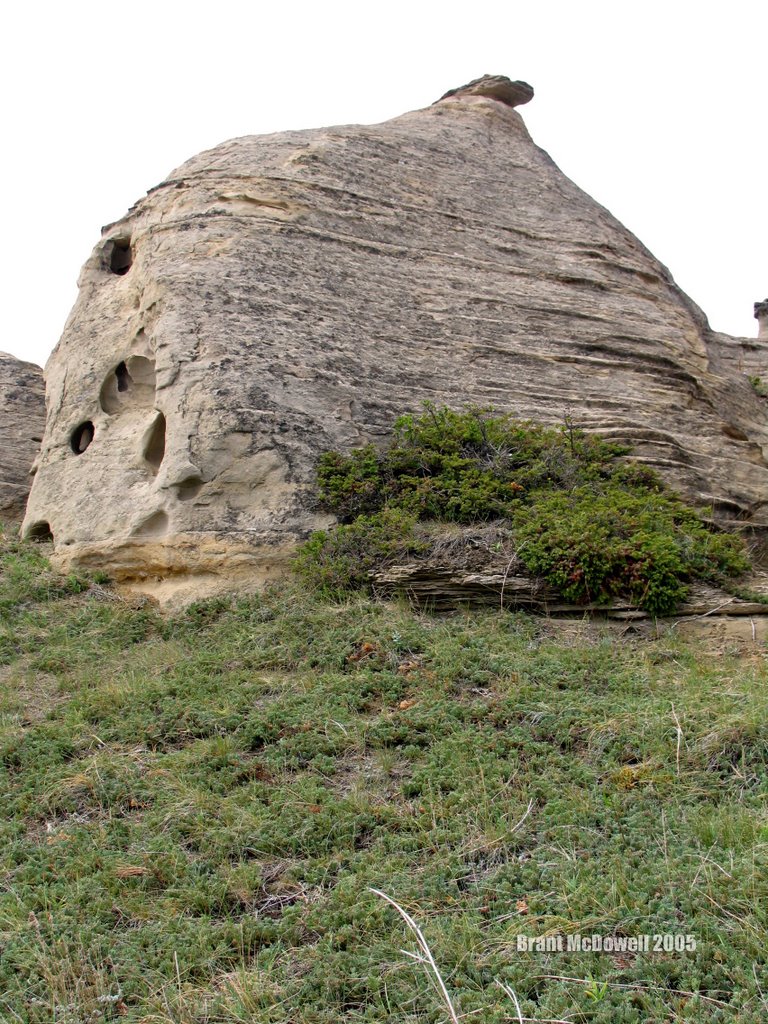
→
(0, 352, 45, 523)
(371, 563, 768, 619)
(22, 76, 768, 601)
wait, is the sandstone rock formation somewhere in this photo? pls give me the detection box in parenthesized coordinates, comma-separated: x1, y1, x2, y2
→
(0, 353, 45, 523)
(22, 76, 768, 603)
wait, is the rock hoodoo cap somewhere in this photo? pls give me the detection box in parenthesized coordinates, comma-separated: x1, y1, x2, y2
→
(435, 75, 534, 108)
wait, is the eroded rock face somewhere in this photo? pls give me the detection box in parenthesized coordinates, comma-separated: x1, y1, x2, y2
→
(0, 353, 45, 523)
(22, 77, 768, 602)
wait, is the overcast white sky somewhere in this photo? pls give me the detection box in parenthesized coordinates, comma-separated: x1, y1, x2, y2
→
(2, 1, 764, 369)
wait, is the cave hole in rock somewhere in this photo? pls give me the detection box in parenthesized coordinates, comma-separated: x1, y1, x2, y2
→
(70, 421, 94, 454)
(722, 423, 750, 442)
(100, 355, 156, 414)
(115, 361, 131, 392)
(133, 510, 169, 538)
(27, 521, 53, 543)
(108, 238, 133, 275)
(143, 412, 166, 471)
(176, 475, 204, 501)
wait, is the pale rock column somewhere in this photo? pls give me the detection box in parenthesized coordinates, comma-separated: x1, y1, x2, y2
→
(755, 299, 768, 340)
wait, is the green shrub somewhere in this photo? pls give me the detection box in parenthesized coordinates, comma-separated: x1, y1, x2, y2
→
(513, 487, 749, 616)
(293, 509, 426, 598)
(317, 445, 384, 521)
(317, 404, 629, 523)
(299, 405, 750, 613)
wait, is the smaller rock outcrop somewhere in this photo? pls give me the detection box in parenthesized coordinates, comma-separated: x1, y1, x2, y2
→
(0, 353, 45, 523)
(755, 299, 768, 340)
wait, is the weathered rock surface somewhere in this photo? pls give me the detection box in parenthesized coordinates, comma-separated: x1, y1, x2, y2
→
(22, 76, 768, 602)
(0, 353, 45, 523)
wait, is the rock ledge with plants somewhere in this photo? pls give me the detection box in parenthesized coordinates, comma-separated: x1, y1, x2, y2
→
(294, 406, 754, 617)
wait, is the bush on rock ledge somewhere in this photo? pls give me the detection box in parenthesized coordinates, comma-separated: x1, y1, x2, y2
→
(294, 405, 749, 614)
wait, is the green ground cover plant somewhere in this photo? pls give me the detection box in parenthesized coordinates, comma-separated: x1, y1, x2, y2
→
(2, 525, 768, 1022)
(296, 405, 749, 613)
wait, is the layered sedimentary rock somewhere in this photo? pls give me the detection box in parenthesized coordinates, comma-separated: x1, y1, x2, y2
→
(372, 563, 768, 619)
(22, 76, 768, 602)
(0, 353, 45, 523)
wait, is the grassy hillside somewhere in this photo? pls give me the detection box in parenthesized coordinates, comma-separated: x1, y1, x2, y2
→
(1, 525, 767, 1023)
